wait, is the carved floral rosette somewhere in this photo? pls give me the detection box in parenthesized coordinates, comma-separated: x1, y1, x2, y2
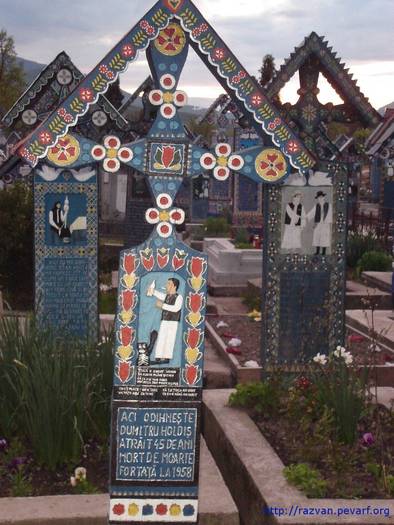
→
(114, 241, 207, 388)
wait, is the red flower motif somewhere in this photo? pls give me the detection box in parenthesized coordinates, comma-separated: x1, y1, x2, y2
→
(286, 140, 301, 154)
(162, 146, 176, 168)
(122, 290, 136, 311)
(172, 249, 187, 270)
(186, 328, 201, 349)
(120, 326, 134, 347)
(189, 293, 203, 313)
(157, 26, 182, 52)
(156, 504, 168, 516)
(268, 117, 282, 131)
(79, 87, 94, 102)
(251, 93, 263, 107)
(118, 361, 131, 383)
(141, 253, 154, 272)
(112, 504, 125, 516)
(140, 20, 155, 35)
(121, 44, 135, 58)
(185, 364, 199, 385)
(190, 257, 204, 277)
(212, 47, 226, 61)
(38, 131, 53, 145)
(123, 254, 137, 274)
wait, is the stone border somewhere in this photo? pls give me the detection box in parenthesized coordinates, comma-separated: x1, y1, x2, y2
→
(0, 439, 239, 525)
(203, 389, 394, 525)
(206, 320, 394, 387)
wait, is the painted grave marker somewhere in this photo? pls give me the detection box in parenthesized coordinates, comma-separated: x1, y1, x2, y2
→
(17, 1, 316, 522)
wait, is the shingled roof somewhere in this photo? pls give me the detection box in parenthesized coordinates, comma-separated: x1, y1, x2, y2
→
(266, 32, 382, 129)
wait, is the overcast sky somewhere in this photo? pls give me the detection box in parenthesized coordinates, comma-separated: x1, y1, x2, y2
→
(2, 0, 393, 109)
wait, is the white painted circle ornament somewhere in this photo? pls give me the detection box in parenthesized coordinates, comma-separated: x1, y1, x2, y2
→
(174, 90, 188, 107)
(91, 145, 106, 161)
(169, 208, 185, 224)
(149, 90, 163, 106)
(156, 193, 173, 209)
(160, 104, 176, 119)
(157, 222, 173, 238)
(103, 157, 120, 173)
(160, 74, 176, 90)
(22, 109, 38, 126)
(104, 135, 121, 150)
(228, 154, 244, 171)
(145, 208, 160, 224)
(57, 68, 73, 86)
(200, 152, 216, 170)
(92, 110, 108, 127)
(118, 147, 133, 163)
(213, 166, 230, 180)
(215, 143, 231, 157)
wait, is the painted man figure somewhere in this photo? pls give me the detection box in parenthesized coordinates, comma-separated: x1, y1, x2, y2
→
(308, 191, 332, 255)
(146, 278, 183, 364)
(281, 192, 306, 252)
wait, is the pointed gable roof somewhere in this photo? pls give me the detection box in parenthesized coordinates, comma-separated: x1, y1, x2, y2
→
(266, 32, 382, 129)
(2, 51, 128, 132)
(17, 0, 315, 173)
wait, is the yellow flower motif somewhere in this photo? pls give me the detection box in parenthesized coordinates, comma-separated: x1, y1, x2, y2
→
(169, 504, 181, 516)
(217, 156, 228, 167)
(159, 210, 170, 221)
(162, 92, 174, 103)
(128, 503, 139, 516)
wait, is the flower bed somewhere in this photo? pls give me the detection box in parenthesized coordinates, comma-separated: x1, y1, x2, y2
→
(228, 349, 394, 499)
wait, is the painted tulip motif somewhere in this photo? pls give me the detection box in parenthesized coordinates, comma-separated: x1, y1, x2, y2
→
(122, 273, 137, 289)
(185, 328, 202, 349)
(128, 503, 139, 516)
(185, 347, 202, 364)
(187, 311, 202, 327)
(117, 345, 133, 360)
(172, 249, 187, 270)
(119, 326, 135, 346)
(118, 361, 132, 383)
(188, 293, 204, 313)
(190, 256, 206, 277)
(123, 253, 138, 274)
(184, 364, 201, 385)
(140, 247, 155, 271)
(122, 290, 136, 311)
(157, 247, 169, 269)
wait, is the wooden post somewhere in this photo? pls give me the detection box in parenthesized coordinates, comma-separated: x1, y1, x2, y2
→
(0, 290, 4, 317)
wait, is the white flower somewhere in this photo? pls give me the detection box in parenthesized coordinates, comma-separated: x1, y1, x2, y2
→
(343, 352, 353, 365)
(99, 283, 110, 292)
(216, 321, 229, 328)
(70, 476, 77, 487)
(74, 467, 87, 481)
(334, 346, 346, 358)
(313, 353, 328, 365)
(228, 338, 242, 347)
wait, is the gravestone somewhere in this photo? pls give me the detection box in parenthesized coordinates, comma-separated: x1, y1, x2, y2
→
(17, 1, 315, 522)
(1, 51, 129, 338)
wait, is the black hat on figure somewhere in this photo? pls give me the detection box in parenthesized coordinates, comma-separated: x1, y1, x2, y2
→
(315, 191, 326, 198)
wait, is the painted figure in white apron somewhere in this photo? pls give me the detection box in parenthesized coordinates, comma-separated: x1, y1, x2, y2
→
(307, 191, 332, 255)
(146, 278, 183, 364)
(281, 192, 307, 252)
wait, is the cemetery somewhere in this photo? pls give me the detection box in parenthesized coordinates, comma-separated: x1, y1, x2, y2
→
(0, 0, 393, 523)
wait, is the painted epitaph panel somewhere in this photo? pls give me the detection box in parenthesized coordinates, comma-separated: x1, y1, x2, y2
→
(109, 233, 207, 523)
(262, 164, 347, 363)
(34, 165, 98, 339)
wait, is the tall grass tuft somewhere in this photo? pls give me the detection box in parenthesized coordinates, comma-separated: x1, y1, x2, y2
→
(0, 316, 113, 470)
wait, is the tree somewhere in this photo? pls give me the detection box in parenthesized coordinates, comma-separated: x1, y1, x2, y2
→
(259, 54, 276, 88)
(0, 182, 33, 309)
(0, 29, 26, 113)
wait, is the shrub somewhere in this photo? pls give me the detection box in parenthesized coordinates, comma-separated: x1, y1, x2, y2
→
(234, 227, 250, 245)
(0, 317, 113, 469)
(229, 381, 282, 415)
(357, 251, 392, 274)
(284, 463, 327, 497)
(346, 230, 385, 268)
(0, 183, 33, 309)
(204, 217, 231, 236)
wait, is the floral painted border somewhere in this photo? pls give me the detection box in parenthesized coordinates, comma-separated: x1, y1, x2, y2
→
(114, 236, 207, 389)
(17, 0, 315, 174)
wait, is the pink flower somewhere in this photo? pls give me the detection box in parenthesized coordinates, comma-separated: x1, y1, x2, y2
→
(362, 433, 374, 446)
(213, 48, 226, 61)
(121, 44, 135, 58)
(38, 131, 53, 145)
(79, 88, 94, 102)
